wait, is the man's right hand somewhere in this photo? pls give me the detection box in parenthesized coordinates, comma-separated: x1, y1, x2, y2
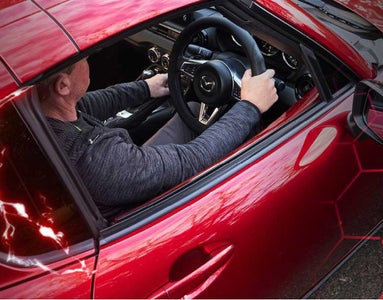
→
(145, 73, 169, 98)
(240, 69, 278, 113)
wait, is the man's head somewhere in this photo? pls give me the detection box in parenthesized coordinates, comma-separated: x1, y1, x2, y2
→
(37, 58, 90, 121)
(38, 58, 90, 103)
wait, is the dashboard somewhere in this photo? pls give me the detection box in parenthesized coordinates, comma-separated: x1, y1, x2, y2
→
(126, 8, 315, 104)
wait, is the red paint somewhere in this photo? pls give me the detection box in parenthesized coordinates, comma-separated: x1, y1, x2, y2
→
(332, 0, 383, 32)
(0, 11, 77, 84)
(45, 0, 202, 50)
(255, 0, 376, 79)
(0, 0, 382, 298)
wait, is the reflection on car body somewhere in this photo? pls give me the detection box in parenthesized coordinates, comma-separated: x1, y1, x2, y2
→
(0, 0, 383, 298)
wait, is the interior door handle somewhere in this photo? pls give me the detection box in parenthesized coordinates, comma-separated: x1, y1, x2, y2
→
(148, 244, 234, 299)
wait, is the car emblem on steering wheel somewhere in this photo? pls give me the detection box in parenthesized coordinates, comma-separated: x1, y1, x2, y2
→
(200, 75, 216, 93)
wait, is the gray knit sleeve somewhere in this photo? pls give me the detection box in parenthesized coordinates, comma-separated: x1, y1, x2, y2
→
(75, 101, 260, 212)
(77, 80, 150, 121)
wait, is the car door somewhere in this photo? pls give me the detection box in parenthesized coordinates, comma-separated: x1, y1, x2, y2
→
(91, 46, 383, 300)
(87, 1, 383, 298)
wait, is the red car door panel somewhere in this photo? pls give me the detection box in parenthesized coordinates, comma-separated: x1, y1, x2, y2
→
(94, 90, 383, 298)
(0, 252, 95, 298)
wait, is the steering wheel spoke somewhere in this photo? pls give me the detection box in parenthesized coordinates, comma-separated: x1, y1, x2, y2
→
(198, 103, 221, 125)
(180, 57, 208, 80)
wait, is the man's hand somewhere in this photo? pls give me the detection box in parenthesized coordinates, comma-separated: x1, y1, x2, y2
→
(240, 69, 278, 113)
(145, 73, 170, 98)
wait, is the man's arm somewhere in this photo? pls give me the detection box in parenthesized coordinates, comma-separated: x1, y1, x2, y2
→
(77, 73, 169, 121)
(75, 101, 259, 211)
(77, 80, 151, 121)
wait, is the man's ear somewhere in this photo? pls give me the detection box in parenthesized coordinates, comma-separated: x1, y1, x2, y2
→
(53, 73, 71, 96)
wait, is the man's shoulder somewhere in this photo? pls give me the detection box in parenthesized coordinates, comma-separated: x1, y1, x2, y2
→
(47, 116, 96, 161)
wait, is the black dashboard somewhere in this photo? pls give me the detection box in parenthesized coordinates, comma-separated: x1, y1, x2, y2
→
(126, 8, 314, 105)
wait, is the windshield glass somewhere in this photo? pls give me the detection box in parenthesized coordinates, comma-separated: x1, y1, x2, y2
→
(293, 0, 383, 67)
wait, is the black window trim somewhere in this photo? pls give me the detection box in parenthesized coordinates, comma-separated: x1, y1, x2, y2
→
(100, 86, 356, 243)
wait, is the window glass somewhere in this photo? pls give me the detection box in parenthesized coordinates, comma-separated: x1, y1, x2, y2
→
(317, 54, 352, 95)
(0, 101, 92, 261)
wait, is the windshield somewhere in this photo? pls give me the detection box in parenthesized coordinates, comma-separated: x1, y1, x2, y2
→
(293, 0, 383, 67)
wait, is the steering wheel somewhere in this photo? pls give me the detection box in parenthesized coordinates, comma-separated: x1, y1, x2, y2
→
(168, 16, 266, 133)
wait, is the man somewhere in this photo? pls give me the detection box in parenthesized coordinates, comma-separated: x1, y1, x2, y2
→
(38, 58, 277, 220)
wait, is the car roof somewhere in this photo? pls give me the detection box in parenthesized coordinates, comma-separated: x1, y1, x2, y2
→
(0, 0, 201, 100)
(0, 0, 377, 101)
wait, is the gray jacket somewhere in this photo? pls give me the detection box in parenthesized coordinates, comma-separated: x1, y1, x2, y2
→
(47, 80, 261, 219)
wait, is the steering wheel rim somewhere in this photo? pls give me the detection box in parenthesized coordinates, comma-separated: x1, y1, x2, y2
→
(168, 16, 266, 133)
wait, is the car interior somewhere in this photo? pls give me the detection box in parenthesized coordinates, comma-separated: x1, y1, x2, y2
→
(74, 1, 378, 223)
(84, 0, 381, 152)
(86, 5, 318, 147)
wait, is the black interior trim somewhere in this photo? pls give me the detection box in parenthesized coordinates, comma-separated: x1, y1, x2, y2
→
(300, 43, 333, 101)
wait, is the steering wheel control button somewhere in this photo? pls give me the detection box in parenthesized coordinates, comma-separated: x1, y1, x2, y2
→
(181, 62, 199, 77)
(233, 84, 241, 99)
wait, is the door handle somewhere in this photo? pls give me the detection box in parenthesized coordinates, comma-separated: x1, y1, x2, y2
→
(148, 244, 234, 299)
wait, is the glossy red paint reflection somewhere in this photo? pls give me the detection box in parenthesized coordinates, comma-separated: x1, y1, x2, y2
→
(332, 0, 383, 32)
(0, 253, 95, 298)
(46, 0, 202, 50)
(0, 0, 39, 28)
(367, 108, 383, 138)
(255, 0, 375, 79)
(0, 11, 77, 84)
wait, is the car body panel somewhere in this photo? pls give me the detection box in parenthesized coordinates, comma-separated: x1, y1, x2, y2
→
(332, 0, 383, 32)
(92, 87, 383, 298)
(255, 0, 376, 79)
(1, 0, 383, 298)
(43, 0, 203, 51)
(0, 0, 40, 28)
(0, 5, 78, 93)
(0, 250, 95, 298)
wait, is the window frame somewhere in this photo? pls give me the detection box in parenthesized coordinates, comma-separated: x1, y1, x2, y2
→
(0, 89, 103, 266)
(97, 1, 361, 240)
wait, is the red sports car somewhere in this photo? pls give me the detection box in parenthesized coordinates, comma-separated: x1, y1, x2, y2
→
(1, 0, 383, 298)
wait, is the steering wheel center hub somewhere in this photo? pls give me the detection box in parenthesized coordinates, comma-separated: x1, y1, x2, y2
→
(193, 60, 232, 107)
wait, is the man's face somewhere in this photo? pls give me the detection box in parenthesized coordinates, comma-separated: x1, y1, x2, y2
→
(69, 58, 90, 100)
